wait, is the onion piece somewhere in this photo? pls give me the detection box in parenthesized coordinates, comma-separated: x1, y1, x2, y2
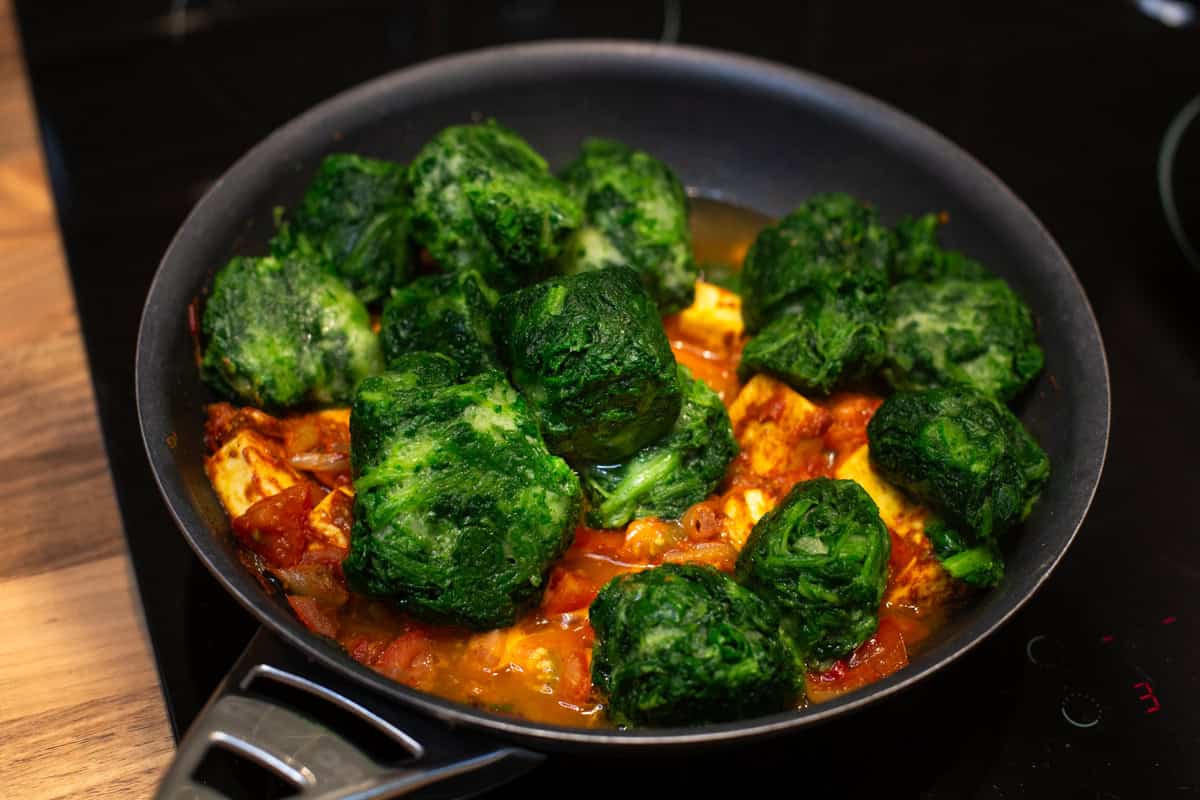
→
(288, 451, 350, 472)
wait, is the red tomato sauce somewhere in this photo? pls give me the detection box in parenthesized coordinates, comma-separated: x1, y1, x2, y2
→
(209, 355, 949, 725)
(206, 204, 955, 723)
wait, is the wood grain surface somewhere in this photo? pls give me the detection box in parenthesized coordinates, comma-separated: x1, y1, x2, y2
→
(0, 2, 176, 797)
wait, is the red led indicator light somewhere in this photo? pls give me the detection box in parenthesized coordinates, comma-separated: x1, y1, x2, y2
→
(1162, 616, 1177, 625)
(1100, 635, 1114, 643)
(1133, 681, 1161, 714)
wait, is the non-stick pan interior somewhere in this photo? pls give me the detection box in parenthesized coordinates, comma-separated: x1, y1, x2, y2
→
(137, 41, 1108, 750)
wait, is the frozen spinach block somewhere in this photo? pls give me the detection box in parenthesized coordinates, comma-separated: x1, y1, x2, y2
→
(344, 353, 582, 629)
(740, 193, 892, 333)
(200, 254, 382, 408)
(559, 138, 697, 314)
(408, 121, 582, 291)
(578, 365, 736, 529)
(736, 478, 890, 663)
(379, 269, 500, 375)
(925, 517, 1005, 589)
(867, 385, 1050, 540)
(888, 213, 988, 284)
(738, 302, 885, 396)
(493, 265, 683, 462)
(590, 564, 799, 727)
(271, 153, 413, 304)
(882, 276, 1043, 401)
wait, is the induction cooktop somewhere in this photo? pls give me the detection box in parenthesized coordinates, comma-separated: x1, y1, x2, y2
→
(15, 1, 1200, 796)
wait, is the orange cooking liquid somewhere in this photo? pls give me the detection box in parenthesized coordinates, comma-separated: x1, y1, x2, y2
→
(215, 198, 954, 726)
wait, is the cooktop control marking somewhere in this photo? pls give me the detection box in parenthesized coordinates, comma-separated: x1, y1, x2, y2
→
(1133, 681, 1162, 714)
(1060, 691, 1102, 728)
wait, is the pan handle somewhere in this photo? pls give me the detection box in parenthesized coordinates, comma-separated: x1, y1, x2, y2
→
(155, 628, 544, 800)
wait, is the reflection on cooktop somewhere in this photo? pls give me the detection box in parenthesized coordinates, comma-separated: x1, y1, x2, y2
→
(15, 0, 1200, 796)
(1159, 94, 1200, 270)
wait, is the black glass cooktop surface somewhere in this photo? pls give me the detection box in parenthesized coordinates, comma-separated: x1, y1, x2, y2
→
(15, 1, 1200, 796)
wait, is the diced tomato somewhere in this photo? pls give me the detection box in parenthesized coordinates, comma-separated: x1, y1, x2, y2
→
(232, 483, 318, 568)
(324, 489, 354, 542)
(888, 529, 919, 574)
(276, 563, 349, 606)
(882, 609, 934, 648)
(342, 633, 391, 666)
(204, 402, 283, 451)
(464, 629, 508, 672)
(287, 595, 341, 638)
(376, 628, 436, 690)
(557, 648, 593, 705)
(542, 567, 602, 614)
(822, 393, 882, 456)
(806, 617, 909, 704)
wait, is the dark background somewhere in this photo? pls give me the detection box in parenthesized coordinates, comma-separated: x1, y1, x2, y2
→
(15, 1, 1200, 797)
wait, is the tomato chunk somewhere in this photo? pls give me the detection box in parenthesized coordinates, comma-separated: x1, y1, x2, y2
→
(542, 567, 602, 614)
(343, 633, 390, 666)
(806, 617, 909, 704)
(232, 483, 318, 568)
(376, 628, 436, 690)
(822, 393, 882, 456)
(888, 529, 919, 574)
(287, 595, 341, 638)
(557, 648, 593, 705)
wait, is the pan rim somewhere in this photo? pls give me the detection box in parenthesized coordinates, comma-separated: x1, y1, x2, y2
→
(136, 38, 1110, 749)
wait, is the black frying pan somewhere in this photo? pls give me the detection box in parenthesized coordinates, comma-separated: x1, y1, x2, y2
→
(136, 41, 1110, 799)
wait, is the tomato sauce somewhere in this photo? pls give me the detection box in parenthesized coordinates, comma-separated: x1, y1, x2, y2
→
(207, 201, 956, 724)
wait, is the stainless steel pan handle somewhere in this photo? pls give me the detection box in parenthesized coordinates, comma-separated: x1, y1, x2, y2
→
(156, 629, 543, 800)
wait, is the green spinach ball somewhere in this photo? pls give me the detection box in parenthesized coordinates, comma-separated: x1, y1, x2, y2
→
(888, 213, 988, 284)
(737, 301, 885, 396)
(345, 353, 582, 629)
(379, 269, 500, 375)
(736, 478, 890, 663)
(559, 138, 697, 314)
(867, 386, 1050, 540)
(408, 121, 582, 291)
(590, 564, 799, 727)
(882, 276, 1043, 401)
(740, 193, 892, 333)
(578, 365, 737, 529)
(200, 254, 382, 408)
(493, 265, 683, 462)
(270, 153, 413, 304)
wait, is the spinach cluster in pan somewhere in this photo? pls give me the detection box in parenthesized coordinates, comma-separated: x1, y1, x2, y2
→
(200, 253, 383, 408)
(269, 154, 414, 304)
(734, 196, 1049, 590)
(344, 353, 581, 628)
(559, 138, 698, 314)
(867, 385, 1050, 587)
(738, 193, 891, 395)
(739, 199, 1043, 403)
(379, 269, 500, 376)
(408, 120, 583, 292)
(576, 364, 737, 529)
(493, 265, 683, 463)
(590, 564, 800, 727)
(196, 119, 1053, 728)
(736, 478, 891, 664)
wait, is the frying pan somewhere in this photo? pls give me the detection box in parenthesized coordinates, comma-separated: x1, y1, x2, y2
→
(136, 41, 1109, 799)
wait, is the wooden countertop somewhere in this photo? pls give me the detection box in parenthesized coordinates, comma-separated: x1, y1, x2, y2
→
(0, 2, 176, 796)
